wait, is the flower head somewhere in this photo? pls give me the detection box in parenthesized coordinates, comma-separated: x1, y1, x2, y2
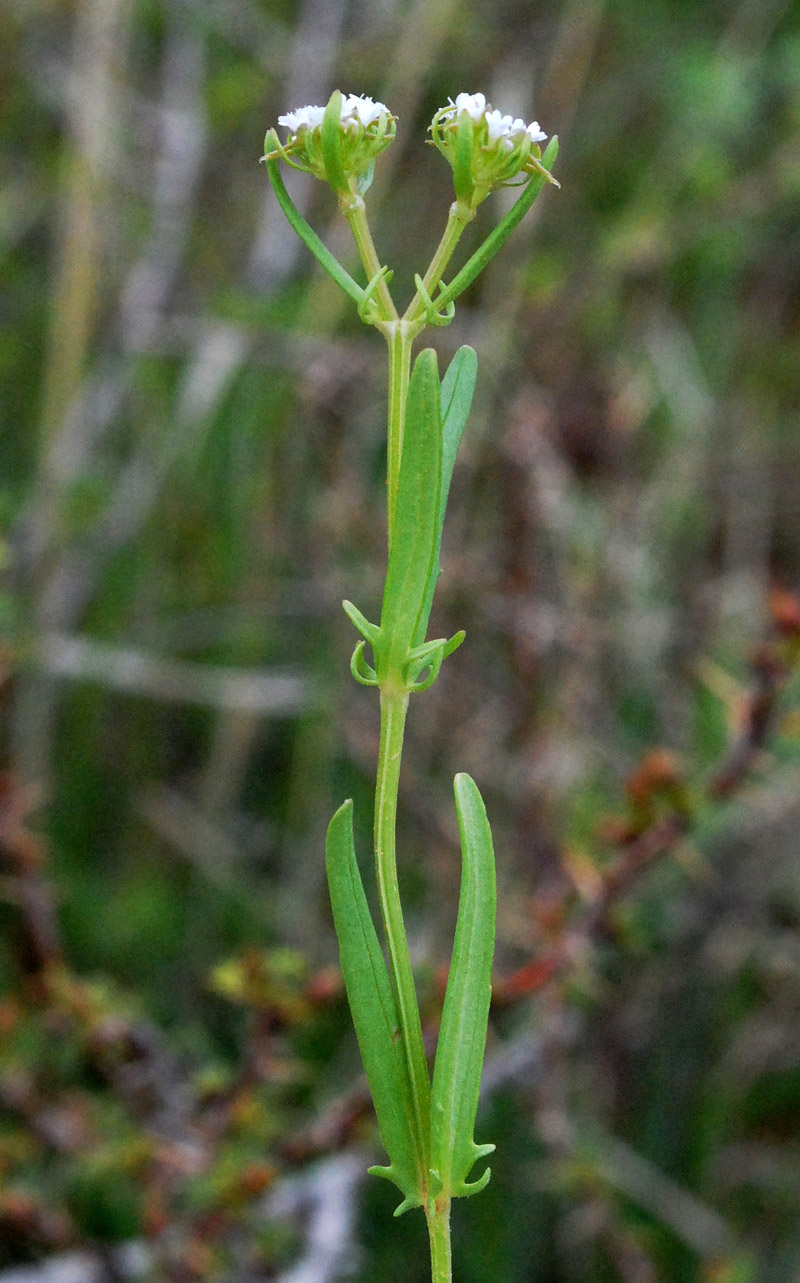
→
(268, 91, 396, 196)
(430, 92, 549, 209)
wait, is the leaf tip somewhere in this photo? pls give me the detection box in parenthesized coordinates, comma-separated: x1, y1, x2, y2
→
(459, 1165, 492, 1198)
(326, 798, 354, 843)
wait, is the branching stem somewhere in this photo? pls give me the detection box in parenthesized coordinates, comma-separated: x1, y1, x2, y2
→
(342, 192, 398, 322)
(404, 201, 473, 327)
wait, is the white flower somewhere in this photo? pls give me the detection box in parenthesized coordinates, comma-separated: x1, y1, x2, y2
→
(342, 94, 389, 128)
(278, 94, 392, 137)
(440, 92, 546, 149)
(449, 91, 487, 121)
(429, 91, 551, 208)
(484, 109, 526, 144)
(269, 91, 396, 194)
(278, 104, 325, 133)
(484, 109, 508, 142)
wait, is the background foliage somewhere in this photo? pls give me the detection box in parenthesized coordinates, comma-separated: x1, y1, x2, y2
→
(2, 0, 800, 1279)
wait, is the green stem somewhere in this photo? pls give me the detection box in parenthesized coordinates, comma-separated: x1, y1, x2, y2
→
(404, 200, 473, 327)
(342, 192, 398, 322)
(426, 1200, 453, 1283)
(374, 688, 432, 1188)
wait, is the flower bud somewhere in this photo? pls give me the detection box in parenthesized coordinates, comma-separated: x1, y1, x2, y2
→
(429, 92, 548, 210)
(267, 90, 396, 197)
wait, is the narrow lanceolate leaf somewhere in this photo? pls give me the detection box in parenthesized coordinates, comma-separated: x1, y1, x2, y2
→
(325, 801, 424, 1215)
(429, 774, 496, 1200)
(380, 348, 442, 678)
(414, 346, 478, 647)
(263, 138, 364, 307)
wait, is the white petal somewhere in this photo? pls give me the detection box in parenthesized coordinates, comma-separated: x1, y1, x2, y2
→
(347, 94, 389, 126)
(278, 103, 325, 132)
(453, 91, 487, 121)
(484, 109, 508, 142)
(527, 120, 547, 142)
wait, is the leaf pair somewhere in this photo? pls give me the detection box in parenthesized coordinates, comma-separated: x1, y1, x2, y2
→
(325, 773, 496, 1214)
(344, 344, 477, 691)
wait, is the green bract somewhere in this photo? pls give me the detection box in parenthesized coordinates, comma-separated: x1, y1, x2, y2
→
(265, 87, 559, 1283)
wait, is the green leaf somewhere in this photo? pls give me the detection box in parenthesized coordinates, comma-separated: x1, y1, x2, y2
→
(263, 136, 364, 307)
(379, 349, 442, 679)
(414, 346, 477, 647)
(321, 90, 350, 195)
(325, 801, 424, 1215)
(453, 111, 475, 206)
(342, 599, 381, 647)
(429, 774, 496, 1200)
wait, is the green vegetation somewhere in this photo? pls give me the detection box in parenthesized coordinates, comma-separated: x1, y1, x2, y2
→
(2, 1, 800, 1280)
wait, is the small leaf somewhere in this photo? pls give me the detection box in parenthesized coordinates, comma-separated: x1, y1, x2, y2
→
(405, 631, 466, 691)
(414, 346, 477, 646)
(380, 349, 442, 678)
(342, 599, 381, 648)
(325, 801, 424, 1213)
(429, 774, 496, 1200)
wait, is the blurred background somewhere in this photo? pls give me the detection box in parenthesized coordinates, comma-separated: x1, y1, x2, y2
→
(2, 0, 800, 1279)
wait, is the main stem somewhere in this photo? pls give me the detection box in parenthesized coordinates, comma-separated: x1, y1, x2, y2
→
(374, 690, 431, 1191)
(427, 1200, 453, 1283)
(375, 325, 452, 1280)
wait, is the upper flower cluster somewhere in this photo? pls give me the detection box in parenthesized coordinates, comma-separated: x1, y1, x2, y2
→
(430, 92, 548, 210)
(268, 92, 396, 196)
(279, 94, 390, 134)
(440, 93, 546, 147)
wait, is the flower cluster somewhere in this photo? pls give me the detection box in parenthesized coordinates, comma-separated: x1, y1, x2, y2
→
(268, 92, 396, 195)
(430, 91, 548, 209)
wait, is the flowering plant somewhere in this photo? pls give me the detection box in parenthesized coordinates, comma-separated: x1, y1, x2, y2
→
(273, 92, 396, 194)
(429, 91, 551, 209)
(263, 89, 558, 1283)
